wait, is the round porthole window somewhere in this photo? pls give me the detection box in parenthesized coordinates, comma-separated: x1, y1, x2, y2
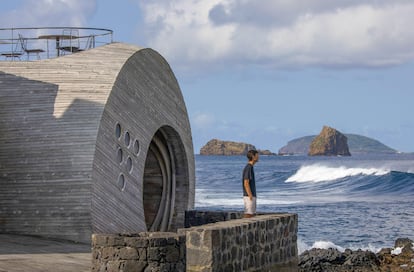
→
(118, 174, 126, 191)
(117, 147, 123, 164)
(125, 131, 130, 147)
(126, 157, 133, 173)
(133, 139, 140, 155)
(115, 123, 121, 139)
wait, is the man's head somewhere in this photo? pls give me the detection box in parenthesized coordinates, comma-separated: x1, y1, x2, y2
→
(247, 149, 259, 164)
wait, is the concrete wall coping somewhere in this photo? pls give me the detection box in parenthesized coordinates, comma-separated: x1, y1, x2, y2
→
(180, 213, 295, 231)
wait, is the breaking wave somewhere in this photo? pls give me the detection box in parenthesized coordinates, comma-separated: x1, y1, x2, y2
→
(283, 164, 414, 196)
(285, 164, 390, 183)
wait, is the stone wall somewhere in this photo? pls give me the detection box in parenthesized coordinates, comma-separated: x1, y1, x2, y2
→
(182, 213, 298, 272)
(92, 232, 186, 271)
(91, 212, 298, 272)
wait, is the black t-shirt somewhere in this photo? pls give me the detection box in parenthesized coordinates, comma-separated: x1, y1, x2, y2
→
(242, 163, 256, 197)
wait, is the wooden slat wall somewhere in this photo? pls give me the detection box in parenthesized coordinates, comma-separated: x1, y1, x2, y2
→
(91, 48, 195, 235)
(0, 43, 195, 243)
(0, 44, 128, 242)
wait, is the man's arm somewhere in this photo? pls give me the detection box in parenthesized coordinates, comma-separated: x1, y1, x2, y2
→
(244, 179, 253, 200)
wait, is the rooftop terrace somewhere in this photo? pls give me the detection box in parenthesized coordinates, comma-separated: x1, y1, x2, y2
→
(0, 27, 113, 61)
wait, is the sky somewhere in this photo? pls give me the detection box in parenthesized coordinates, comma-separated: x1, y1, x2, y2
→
(1, 0, 414, 153)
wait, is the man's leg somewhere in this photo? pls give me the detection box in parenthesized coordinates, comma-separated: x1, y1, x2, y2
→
(243, 196, 256, 218)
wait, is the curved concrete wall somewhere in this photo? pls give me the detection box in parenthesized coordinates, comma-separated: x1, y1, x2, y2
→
(0, 43, 195, 243)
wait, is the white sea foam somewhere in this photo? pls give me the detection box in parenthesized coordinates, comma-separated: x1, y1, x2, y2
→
(286, 164, 390, 183)
(195, 197, 243, 207)
(391, 243, 414, 255)
(258, 199, 302, 205)
(312, 240, 346, 251)
(298, 238, 385, 255)
(391, 247, 402, 255)
(298, 239, 344, 254)
(195, 195, 300, 207)
(195, 188, 302, 207)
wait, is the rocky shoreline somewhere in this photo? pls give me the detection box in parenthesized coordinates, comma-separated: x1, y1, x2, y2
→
(298, 238, 414, 271)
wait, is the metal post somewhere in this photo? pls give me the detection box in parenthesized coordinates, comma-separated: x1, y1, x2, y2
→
(11, 28, 14, 62)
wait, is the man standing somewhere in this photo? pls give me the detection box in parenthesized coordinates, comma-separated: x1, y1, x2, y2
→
(242, 149, 259, 218)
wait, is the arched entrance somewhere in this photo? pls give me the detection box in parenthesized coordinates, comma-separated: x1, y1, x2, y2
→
(143, 126, 189, 231)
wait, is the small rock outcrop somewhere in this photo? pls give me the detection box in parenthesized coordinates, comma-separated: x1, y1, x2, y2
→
(199, 139, 274, 155)
(299, 238, 414, 272)
(377, 238, 414, 271)
(299, 248, 379, 271)
(308, 126, 351, 156)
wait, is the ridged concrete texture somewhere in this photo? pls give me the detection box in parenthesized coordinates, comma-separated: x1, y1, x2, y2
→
(0, 43, 195, 243)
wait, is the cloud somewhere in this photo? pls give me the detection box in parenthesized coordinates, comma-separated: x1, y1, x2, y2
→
(139, 0, 414, 70)
(139, 0, 234, 66)
(192, 112, 216, 129)
(0, 0, 96, 27)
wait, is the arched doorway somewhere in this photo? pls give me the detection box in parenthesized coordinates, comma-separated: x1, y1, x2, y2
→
(143, 126, 189, 231)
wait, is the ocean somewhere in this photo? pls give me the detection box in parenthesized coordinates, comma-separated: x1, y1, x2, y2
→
(194, 154, 414, 254)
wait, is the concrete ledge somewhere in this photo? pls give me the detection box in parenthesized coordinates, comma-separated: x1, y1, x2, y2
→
(184, 210, 244, 228)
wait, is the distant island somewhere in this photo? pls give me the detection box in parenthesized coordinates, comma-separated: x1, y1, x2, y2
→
(200, 128, 398, 156)
(279, 132, 397, 155)
(199, 139, 275, 156)
(308, 126, 351, 156)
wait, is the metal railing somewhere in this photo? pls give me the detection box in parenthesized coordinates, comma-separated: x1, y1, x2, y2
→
(0, 27, 113, 61)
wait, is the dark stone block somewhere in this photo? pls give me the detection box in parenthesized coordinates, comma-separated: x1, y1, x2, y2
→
(165, 245, 180, 262)
(124, 237, 149, 248)
(107, 235, 125, 246)
(148, 238, 168, 247)
(186, 248, 211, 266)
(231, 246, 237, 259)
(224, 263, 233, 272)
(211, 230, 220, 248)
(247, 232, 254, 245)
(119, 247, 139, 260)
(147, 247, 161, 262)
(121, 260, 147, 272)
(102, 247, 119, 261)
(189, 231, 200, 247)
(138, 248, 147, 261)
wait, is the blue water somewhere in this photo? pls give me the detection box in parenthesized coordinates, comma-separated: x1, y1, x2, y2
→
(194, 154, 414, 253)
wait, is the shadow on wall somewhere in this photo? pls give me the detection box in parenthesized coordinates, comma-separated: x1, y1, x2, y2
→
(0, 71, 104, 240)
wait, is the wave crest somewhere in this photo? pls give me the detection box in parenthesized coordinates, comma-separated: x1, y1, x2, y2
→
(286, 164, 390, 183)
